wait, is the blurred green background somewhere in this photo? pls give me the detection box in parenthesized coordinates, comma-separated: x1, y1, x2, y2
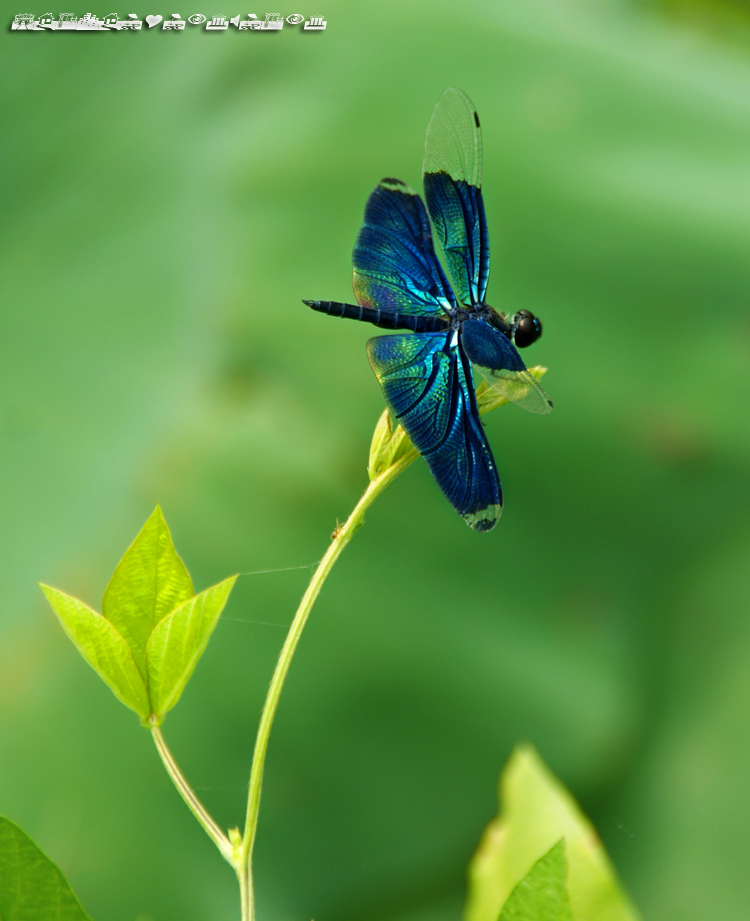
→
(2, 1, 750, 918)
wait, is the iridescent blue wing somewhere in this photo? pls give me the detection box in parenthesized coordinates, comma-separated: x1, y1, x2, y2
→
(367, 331, 502, 531)
(460, 318, 553, 415)
(423, 87, 489, 306)
(353, 178, 456, 317)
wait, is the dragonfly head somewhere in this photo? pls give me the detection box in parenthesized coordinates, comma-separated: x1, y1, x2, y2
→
(512, 310, 543, 348)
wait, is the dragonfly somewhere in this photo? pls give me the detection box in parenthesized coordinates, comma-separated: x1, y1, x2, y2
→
(304, 88, 552, 532)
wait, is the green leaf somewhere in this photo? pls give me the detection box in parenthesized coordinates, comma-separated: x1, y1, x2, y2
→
(40, 584, 150, 722)
(498, 839, 572, 921)
(0, 815, 93, 920)
(367, 408, 418, 481)
(102, 506, 194, 677)
(145, 575, 237, 723)
(466, 745, 640, 921)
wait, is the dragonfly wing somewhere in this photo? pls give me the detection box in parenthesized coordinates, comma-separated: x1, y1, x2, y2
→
(367, 332, 502, 531)
(423, 87, 489, 306)
(353, 178, 456, 317)
(461, 318, 553, 415)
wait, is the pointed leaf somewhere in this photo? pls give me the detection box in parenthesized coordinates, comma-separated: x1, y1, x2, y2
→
(145, 575, 237, 722)
(0, 815, 92, 920)
(40, 584, 150, 722)
(498, 839, 572, 921)
(102, 506, 194, 677)
(466, 745, 640, 921)
(367, 408, 418, 480)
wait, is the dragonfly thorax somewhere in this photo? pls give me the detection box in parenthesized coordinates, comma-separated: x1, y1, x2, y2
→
(448, 303, 543, 350)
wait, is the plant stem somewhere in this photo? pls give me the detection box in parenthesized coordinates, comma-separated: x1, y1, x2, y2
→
(151, 723, 234, 864)
(239, 455, 413, 921)
(238, 860, 250, 921)
(147, 378, 545, 921)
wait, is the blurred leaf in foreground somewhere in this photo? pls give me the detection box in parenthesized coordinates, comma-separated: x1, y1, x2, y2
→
(498, 839, 571, 921)
(466, 745, 639, 921)
(40, 508, 236, 726)
(0, 815, 92, 920)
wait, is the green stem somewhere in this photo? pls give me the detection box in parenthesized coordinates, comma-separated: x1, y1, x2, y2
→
(239, 455, 413, 921)
(238, 860, 250, 921)
(150, 724, 233, 864)
(146, 382, 539, 921)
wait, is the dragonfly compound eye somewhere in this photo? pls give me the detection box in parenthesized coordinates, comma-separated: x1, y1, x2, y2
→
(513, 311, 542, 348)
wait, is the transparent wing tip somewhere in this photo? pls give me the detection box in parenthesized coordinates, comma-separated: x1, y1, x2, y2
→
(477, 368, 553, 416)
(463, 502, 502, 531)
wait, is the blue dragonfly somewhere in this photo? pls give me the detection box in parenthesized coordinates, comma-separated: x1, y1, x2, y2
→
(305, 88, 552, 531)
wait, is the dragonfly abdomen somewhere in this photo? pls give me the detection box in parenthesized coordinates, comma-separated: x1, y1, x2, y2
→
(303, 300, 447, 333)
